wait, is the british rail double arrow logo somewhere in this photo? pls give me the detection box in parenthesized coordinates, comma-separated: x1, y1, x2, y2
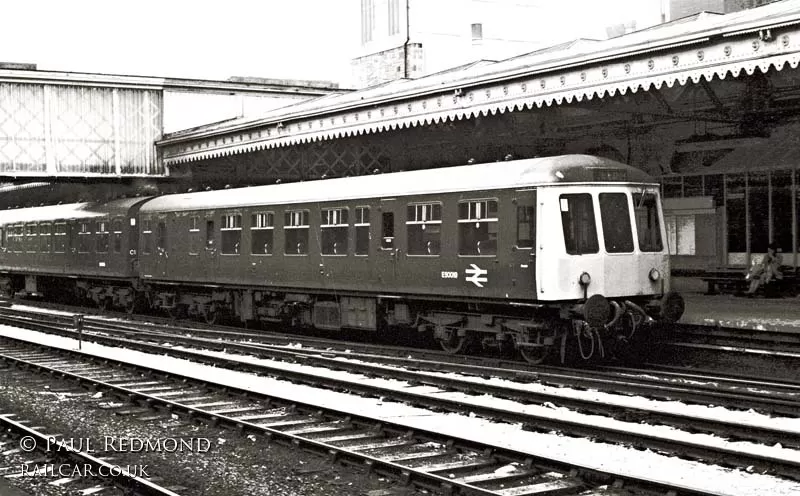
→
(465, 264, 488, 287)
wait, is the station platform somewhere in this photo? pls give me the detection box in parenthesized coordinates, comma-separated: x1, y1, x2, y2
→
(673, 277, 800, 333)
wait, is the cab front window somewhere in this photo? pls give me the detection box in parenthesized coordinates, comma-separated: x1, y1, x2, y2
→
(599, 193, 634, 253)
(560, 194, 598, 255)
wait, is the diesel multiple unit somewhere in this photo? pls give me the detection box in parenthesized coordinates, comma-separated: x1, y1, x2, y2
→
(0, 155, 684, 364)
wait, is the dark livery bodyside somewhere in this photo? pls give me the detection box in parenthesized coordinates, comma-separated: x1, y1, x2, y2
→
(0, 198, 148, 308)
(0, 155, 682, 363)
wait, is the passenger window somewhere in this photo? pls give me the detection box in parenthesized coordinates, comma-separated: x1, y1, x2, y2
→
(141, 220, 153, 255)
(221, 214, 242, 255)
(188, 216, 200, 255)
(0, 227, 4, 250)
(205, 220, 215, 250)
(458, 200, 497, 256)
(355, 207, 370, 256)
(78, 222, 92, 253)
(407, 203, 441, 256)
(112, 219, 123, 254)
(250, 212, 274, 255)
(25, 224, 37, 253)
(633, 192, 664, 252)
(96, 220, 109, 254)
(54, 223, 66, 253)
(599, 193, 634, 253)
(321, 208, 348, 255)
(157, 221, 168, 253)
(560, 194, 599, 255)
(14, 225, 23, 253)
(39, 224, 52, 253)
(381, 212, 394, 250)
(284, 210, 309, 255)
(516, 205, 535, 249)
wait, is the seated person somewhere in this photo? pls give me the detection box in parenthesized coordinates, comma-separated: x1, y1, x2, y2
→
(745, 242, 783, 296)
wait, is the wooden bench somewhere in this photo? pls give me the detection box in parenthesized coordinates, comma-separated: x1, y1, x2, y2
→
(700, 265, 799, 296)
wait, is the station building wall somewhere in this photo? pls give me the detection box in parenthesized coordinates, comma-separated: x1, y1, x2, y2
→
(655, 121, 800, 270)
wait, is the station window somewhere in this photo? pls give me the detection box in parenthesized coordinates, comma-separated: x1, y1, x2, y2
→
(141, 220, 153, 255)
(250, 212, 274, 255)
(516, 206, 535, 249)
(321, 208, 348, 255)
(54, 223, 66, 253)
(188, 216, 200, 255)
(96, 220, 110, 254)
(78, 222, 92, 253)
(284, 210, 309, 255)
(633, 193, 664, 252)
(458, 200, 498, 256)
(560, 194, 599, 255)
(407, 203, 441, 256)
(25, 224, 37, 253)
(112, 219, 123, 254)
(355, 207, 370, 256)
(599, 193, 634, 253)
(39, 224, 52, 253)
(221, 214, 242, 255)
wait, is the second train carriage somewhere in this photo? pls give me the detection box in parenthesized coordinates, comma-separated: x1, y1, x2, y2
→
(0, 198, 148, 310)
(135, 155, 684, 363)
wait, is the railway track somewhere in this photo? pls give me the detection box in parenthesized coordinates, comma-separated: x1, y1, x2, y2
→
(0, 334, 733, 496)
(0, 409, 182, 496)
(4, 305, 800, 416)
(648, 324, 800, 381)
(0, 306, 799, 493)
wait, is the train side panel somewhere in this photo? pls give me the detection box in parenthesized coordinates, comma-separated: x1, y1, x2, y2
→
(138, 189, 539, 304)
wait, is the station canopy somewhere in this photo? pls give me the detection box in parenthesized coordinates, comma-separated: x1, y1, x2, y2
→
(159, 1, 800, 165)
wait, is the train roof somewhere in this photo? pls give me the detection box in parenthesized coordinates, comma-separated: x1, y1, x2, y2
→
(140, 155, 657, 213)
(0, 198, 148, 225)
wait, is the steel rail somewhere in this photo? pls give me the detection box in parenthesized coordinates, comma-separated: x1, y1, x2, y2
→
(1, 315, 799, 482)
(0, 338, 727, 496)
(7, 306, 800, 413)
(0, 414, 181, 496)
(67, 320, 800, 448)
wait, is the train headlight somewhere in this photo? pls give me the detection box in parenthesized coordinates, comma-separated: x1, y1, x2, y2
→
(579, 272, 591, 286)
(649, 268, 661, 282)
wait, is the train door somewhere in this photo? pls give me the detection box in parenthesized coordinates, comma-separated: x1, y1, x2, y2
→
(512, 189, 537, 297)
(378, 204, 398, 284)
(201, 215, 218, 283)
(155, 218, 169, 278)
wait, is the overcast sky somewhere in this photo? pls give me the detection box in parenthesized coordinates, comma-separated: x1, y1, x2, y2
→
(1, 0, 665, 85)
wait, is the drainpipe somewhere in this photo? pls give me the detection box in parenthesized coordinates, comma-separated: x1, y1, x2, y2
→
(404, 0, 410, 78)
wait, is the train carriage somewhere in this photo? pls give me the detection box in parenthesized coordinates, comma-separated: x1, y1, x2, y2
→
(0, 198, 149, 310)
(137, 155, 684, 363)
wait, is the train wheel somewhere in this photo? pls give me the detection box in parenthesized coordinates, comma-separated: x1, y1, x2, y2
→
(204, 308, 219, 325)
(519, 346, 549, 365)
(437, 334, 472, 354)
(167, 304, 188, 320)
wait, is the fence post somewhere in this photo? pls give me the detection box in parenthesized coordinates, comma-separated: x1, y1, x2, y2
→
(73, 314, 84, 350)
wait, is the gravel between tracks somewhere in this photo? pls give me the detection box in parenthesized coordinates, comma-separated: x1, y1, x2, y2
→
(0, 370, 416, 496)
